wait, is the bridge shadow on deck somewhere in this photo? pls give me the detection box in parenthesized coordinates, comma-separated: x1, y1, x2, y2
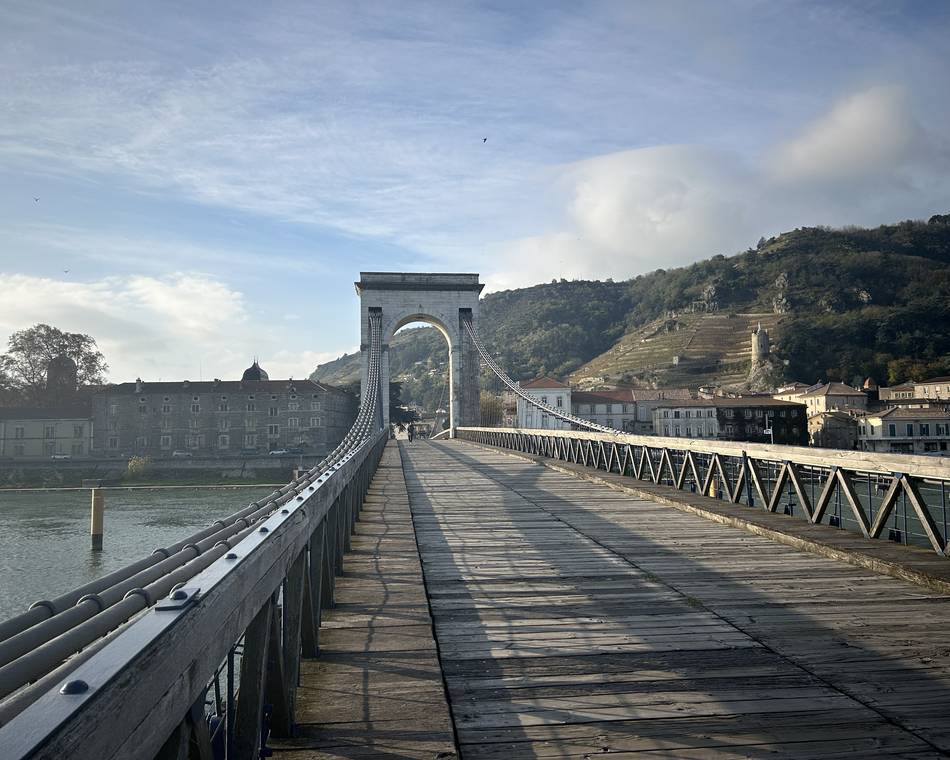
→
(400, 440, 950, 759)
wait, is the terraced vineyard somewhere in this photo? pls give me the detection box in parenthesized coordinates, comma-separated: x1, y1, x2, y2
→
(571, 312, 784, 389)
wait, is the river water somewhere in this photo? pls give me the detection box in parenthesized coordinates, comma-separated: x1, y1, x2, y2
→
(0, 486, 277, 622)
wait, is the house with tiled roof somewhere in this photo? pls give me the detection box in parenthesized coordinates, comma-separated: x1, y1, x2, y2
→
(857, 406, 950, 455)
(515, 377, 571, 430)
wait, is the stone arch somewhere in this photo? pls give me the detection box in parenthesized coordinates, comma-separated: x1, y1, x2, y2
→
(355, 273, 483, 436)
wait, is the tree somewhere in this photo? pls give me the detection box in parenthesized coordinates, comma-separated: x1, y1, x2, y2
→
(2, 324, 108, 405)
(390, 381, 419, 425)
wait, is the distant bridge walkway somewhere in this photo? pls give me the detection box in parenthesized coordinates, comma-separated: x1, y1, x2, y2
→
(302, 438, 950, 759)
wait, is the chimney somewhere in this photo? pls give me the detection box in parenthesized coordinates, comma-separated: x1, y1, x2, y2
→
(135, 378, 143, 393)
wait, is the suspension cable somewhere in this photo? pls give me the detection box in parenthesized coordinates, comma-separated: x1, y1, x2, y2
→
(462, 316, 613, 433)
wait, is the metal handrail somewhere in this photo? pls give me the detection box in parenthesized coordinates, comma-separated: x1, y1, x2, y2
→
(0, 311, 386, 718)
(458, 426, 950, 556)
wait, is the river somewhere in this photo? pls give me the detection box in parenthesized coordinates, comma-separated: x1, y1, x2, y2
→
(0, 486, 277, 622)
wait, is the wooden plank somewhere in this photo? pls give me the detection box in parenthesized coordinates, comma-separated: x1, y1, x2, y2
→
(400, 439, 950, 758)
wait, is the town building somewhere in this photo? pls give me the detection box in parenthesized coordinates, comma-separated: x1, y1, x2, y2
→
(878, 381, 916, 402)
(627, 389, 692, 434)
(515, 377, 572, 430)
(857, 407, 950, 455)
(652, 398, 807, 445)
(776, 382, 867, 415)
(0, 406, 93, 459)
(90, 361, 357, 458)
(915, 377, 950, 401)
(808, 411, 858, 450)
(571, 390, 634, 431)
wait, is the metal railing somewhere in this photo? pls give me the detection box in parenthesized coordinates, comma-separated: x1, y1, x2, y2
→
(0, 312, 387, 758)
(457, 427, 950, 556)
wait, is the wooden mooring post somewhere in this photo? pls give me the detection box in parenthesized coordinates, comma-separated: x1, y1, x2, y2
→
(90, 488, 104, 551)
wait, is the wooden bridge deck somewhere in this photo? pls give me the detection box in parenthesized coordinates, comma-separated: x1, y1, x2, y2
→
(290, 439, 950, 758)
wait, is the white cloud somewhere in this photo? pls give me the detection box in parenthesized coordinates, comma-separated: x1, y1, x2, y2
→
(770, 86, 921, 183)
(484, 86, 950, 290)
(0, 273, 323, 382)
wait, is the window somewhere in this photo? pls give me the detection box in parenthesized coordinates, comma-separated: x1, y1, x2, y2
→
(246, 402, 256, 412)
(541, 414, 549, 426)
(246, 418, 258, 431)
(663, 410, 669, 418)
(135, 436, 147, 449)
(937, 424, 947, 436)
(162, 404, 171, 414)
(556, 396, 563, 408)
(244, 434, 258, 447)
(755, 409, 763, 418)
(686, 426, 692, 436)
(919, 423, 930, 436)
(310, 417, 321, 427)
(189, 418, 200, 429)
(288, 417, 299, 429)
(541, 396, 548, 405)
(310, 401, 320, 411)
(725, 409, 734, 418)
(779, 410, 786, 418)
(673, 410, 680, 419)
(674, 425, 681, 436)
(71, 442, 84, 455)
(160, 435, 172, 449)
(906, 423, 914, 437)
(707, 410, 714, 418)
(160, 418, 171, 431)
(684, 410, 691, 418)
(44, 425, 55, 439)
(663, 425, 670, 435)
(163, 396, 170, 402)
(218, 402, 229, 412)
(725, 424, 735, 435)
(45, 441, 55, 455)
(188, 434, 202, 450)
(109, 404, 119, 416)
(792, 426, 800, 435)
(14, 426, 24, 440)
(744, 409, 752, 418)
(888, 423, 897, 437)
(288, 401, 299, 411)
(270, 395, 278, 401)
(218, 434, 230, 449)
(217, 418, 230, 431)
(108, 436, 119, 449)
(269, 407, 278, 417)
(191, 403, 200, 413)
(138, 404, 147, 414)
(268, 424, 279, 437)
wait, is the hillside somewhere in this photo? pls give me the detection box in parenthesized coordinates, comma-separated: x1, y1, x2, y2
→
(313, 214, 950, 405)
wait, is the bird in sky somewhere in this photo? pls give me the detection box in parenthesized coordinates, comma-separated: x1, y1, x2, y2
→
(482, 137, 487, 143)
(63, 269, 70, 275)
(34, 197, 39, 202)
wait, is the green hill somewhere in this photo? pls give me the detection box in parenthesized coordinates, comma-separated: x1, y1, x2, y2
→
(312, 214, 950, 406)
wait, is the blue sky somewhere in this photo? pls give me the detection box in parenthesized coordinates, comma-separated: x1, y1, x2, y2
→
(2, 0, 949, 381)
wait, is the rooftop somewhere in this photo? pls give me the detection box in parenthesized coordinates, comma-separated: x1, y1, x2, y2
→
(629, 388, 692, 401)
(99, 379, 349, 395)
(863, 407, 950, 420)
(653, 397, 805, 409)
(801, 382, 866, 398)
(0, 405, 91, 420)
(519, 376, 570, 390)
(572, 390, 634, 404)
(918, 376, 950, 384)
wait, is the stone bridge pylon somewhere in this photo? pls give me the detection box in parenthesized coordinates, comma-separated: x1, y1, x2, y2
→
(355, 272, 483, 435)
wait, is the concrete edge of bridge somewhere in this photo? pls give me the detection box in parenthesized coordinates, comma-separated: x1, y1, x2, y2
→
(454, 438, 950, 597)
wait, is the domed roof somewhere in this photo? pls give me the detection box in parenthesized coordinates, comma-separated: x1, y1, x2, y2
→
(241, 360, 269, 383)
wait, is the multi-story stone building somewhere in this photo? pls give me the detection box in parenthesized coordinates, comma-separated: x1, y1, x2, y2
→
(857, 407, 950, 455)
(652, 398, 808, 445)
(90, 361, 356, 458)
(571, 390, 634, 431)
(776, 382, 867, 415)
(515, 377, 572, 430)
(0, 406, 93, 459)
(915, 377, 950, 401)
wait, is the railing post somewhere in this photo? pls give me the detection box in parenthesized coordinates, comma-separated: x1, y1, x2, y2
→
(232, 598, 274, 760)
(302, 523, 326, 657)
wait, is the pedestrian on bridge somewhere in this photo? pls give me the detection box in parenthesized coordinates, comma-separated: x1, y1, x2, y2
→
(408, 422, 415, 443)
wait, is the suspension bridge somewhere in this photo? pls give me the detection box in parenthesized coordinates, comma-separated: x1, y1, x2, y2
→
(1, 272, 950, 759)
